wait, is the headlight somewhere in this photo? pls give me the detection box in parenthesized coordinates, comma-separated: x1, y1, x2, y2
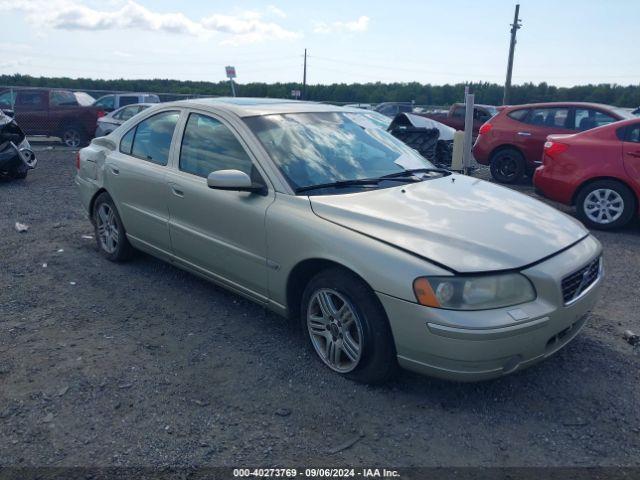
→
(413, 273, 536, 310)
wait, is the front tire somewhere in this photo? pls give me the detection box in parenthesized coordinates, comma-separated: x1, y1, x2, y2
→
(490, 148, 526, 184)
(301, 268, 397, 384)
(93, 192, 134, 261)
(575, 180, 636, 230)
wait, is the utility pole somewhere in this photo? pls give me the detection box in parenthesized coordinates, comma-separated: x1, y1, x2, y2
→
(302, 48, 307, 100)
(502, 4, 522, 105)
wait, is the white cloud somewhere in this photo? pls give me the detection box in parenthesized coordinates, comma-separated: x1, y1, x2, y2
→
(267, 5, 287, 19)
(0, 0, 299, 45)
(112, 50, 133, 58)
(314, 16, 370, 34)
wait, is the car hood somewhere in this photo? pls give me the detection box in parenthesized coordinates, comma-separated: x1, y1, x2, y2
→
(309, 174, 588, 273)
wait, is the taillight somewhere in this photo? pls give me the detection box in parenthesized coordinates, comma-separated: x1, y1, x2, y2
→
(478, 122, 493, 135)
(544, 141, 569, 158)
(76, 152, 80, 170)
(97, 110, 106, 118)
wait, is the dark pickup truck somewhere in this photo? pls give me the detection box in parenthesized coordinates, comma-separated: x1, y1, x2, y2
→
(418, 103, 499, 137)
(0, 88, 104, 147)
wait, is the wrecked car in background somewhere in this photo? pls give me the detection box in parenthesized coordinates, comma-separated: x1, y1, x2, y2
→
(388, 113, 455, 168)
(0, 109, 36, 179)
(420, 103, 499, 137)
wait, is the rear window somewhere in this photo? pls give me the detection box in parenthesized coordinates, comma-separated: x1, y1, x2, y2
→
(50, 90, 78, 106)
(526, 108, 569, 128)
(130, 111, 180, 165)
(507, 109, 529, 121)
(119, 96, 139, 107)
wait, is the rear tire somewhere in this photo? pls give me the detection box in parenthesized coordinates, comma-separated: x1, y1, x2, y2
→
(490, 148, 526, 184)
(60, 124, 87, 148)
(301, 268, 397, 384)
(575, 180, 636, 230)
(92, 192, 134, 261)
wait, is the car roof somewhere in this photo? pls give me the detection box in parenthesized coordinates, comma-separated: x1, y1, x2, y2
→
(504, 101, 618, 110)
(161, 97, 360, 117)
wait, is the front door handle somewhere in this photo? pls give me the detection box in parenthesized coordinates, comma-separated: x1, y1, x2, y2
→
(517, 131, 532, 136)
(171, 186, 184, 197)
(627, 151, 640, 158)
(110, 166, 119, 175)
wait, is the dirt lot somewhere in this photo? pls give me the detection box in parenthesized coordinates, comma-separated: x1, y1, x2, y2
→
(1, 147, 640, 468)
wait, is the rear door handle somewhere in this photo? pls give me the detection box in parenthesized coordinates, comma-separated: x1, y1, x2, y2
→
(110, 166, 119, 175)
(627, 151, 640, 158)
(517, 131, 532, 136)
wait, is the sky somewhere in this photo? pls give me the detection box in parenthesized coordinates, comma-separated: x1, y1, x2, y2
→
(0, 0, 637, 87)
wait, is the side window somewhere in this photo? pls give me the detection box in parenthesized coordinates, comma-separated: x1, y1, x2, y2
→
(526, 108, 569, 128)
(452, 106, 465, 118)
(0, 90, 16, 108)
(120, 128, 135, 154)
(179, 113, 253, 178)
(574, 108, 616, 131)
(474, 108, 491, 122)
(50, 91, 78, 106)
(507, 109, 529, 121)
(16, 91, 44, 107)
(621, 125, 640, 143)
(129, 111, 179, 165)
(119, 96, 138, 107)
(94, 95, 115, 110)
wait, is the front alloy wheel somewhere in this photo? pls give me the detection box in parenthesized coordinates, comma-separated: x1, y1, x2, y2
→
(301, 268, 397, 384)
(307, 289, 364, 373)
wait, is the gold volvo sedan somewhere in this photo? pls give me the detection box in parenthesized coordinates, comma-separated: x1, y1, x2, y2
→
(75, 98, 603, 384)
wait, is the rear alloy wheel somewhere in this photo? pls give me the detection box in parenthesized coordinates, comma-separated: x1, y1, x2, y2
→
(490, 148, 526, 184)
(93, 192, 134, 261)
(576, 180, 636, 230)
(301, 268, 397, 384)
(61, 125, 86, 148)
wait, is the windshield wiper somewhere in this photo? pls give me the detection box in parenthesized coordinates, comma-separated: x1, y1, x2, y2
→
(295, 178, 382, 193)
(295, 172, 431, 194)
(379, 168, 451, 179)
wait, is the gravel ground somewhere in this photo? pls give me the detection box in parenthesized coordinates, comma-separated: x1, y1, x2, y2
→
(1, 146, 640, 468)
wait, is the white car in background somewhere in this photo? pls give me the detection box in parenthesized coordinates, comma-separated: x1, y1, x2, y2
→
(95, 103, 153, 137)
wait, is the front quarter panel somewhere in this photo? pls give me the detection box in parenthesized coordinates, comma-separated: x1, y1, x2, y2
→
(265, 193, 451, 314)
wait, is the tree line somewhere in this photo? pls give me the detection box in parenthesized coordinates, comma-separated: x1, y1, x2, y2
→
(1, 74, 639, 107)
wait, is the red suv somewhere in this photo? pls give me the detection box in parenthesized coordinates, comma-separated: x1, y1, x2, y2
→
(0, 88, 104, 147)
(533, 118, 640, 230)
(473, 102, 634, 183)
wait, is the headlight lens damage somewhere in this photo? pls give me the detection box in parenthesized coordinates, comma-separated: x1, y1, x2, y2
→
(413, 273, 536, 310)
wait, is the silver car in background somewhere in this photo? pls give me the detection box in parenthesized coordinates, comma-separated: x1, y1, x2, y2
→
(75, 98, 603, 384)
(95, 103, 153, 137)
(93, 93, 160, 112)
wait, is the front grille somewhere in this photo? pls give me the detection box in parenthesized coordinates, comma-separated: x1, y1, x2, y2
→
(561, 257, 601, 304)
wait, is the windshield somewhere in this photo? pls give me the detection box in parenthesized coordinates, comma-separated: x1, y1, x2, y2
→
(244, 112, 434, 192)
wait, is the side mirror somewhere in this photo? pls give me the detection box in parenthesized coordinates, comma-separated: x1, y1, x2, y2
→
(207, 169, 266, 194)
